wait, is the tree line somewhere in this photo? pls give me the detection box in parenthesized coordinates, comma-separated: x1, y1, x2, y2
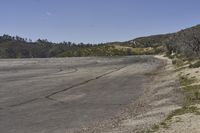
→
(2, 24, 200, 59)
(1, 34, 152, 58)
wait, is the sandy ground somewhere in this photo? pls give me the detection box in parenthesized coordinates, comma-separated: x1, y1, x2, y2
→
(154, 58, 200, 133)
(0, 56, 166, 133)
(156, 112, 200, 133)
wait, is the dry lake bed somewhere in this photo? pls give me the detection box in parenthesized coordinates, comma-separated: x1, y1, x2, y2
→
(0, 56, 165, 133)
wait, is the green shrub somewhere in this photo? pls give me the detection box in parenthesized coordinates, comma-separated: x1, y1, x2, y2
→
(172, 58, 185, 67)
(172, 59, 177, 65)
(189, 61, 200, 68)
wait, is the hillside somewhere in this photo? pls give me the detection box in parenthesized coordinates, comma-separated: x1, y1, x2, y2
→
(1, 24, 200, 58)
(0, 35, 96, 58)
(124, 24, 200, 58)
(0, 35, 159, 58)
(166, 24, 200, 57)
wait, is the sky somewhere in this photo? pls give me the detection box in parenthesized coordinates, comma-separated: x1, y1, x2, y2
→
(0, 0, 200, 43)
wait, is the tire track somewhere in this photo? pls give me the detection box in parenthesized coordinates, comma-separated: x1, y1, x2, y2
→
(1, 67, 78, 82)
(45, 65, 128, 103)
(0, 67, 78, 110)
(1, 65, 126, 109)
(0, 98, 40, 110)
(54, 67, 78, 75)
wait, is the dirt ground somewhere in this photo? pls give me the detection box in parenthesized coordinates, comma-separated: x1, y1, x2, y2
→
(154, 57, 200, 133)
(0, 56, 166, 133)
(1, 55, 193, 133)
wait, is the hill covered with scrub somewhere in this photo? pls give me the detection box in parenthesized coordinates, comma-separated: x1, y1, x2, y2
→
(0, 35, 159, 58)
(0, 24, 200, 58)
(126, 24, 200, 58)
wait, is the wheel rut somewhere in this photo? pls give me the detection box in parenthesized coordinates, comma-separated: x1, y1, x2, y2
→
(1, 65, 127, 109)
(45, 65, 128, 103)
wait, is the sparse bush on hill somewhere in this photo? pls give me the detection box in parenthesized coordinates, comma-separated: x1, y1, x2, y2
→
(121, 25, 200, 58)
(165, 25, 200, 57)
(189, 61, 200, 68)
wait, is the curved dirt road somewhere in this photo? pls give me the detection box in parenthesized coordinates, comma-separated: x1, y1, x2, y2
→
(0, 56, 165, 133)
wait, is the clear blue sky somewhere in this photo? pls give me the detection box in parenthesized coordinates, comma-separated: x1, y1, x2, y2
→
(0, 0, 200, 43)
